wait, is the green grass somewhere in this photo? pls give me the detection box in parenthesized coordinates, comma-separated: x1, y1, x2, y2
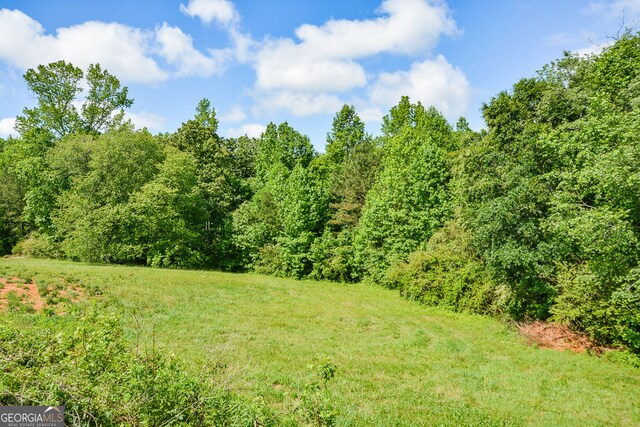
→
(1, 258, 639, 426)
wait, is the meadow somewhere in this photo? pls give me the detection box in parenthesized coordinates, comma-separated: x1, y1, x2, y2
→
(1, 257, 639, 426)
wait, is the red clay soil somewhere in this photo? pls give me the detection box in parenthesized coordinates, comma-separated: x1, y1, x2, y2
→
(517, 321, 601, 353)
(0, 277, 84, 313)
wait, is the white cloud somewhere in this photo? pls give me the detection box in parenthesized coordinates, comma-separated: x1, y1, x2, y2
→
(358, 107, 386, 123)
(249, 0, 465, 118)
(180, 0, 239, 26)
(254, 0, 457, 95)
(0, 9, 230, 83)
(126, 111, 166, 131)
(255, 92, 344, 117)
(369, 55, 471, 120)
(0, 117, 16, 138)
(0, 9, 167, 83)
(574, 40, 614, 56)
(584, 0, 640, 20)
(226, 123, 266, 138)
(155, 23, 227, 76)
(229, 28, 257, 63)
(219, 105, 247, 122)
(256, 40, 367, 93)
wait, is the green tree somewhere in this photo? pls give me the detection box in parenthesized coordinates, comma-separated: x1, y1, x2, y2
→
(354, 99, 454, 283)
(53, 129, 165, 263)
(254, 122, 315, 182)
(454, 33, 640, 351)
(16, 61, 132, 139)
(233, 122, 323, 277)
(309, 105, 381, 281)
(325, 104, 368, 168)
(170, 99, 255, 269)
(0, 137, 27, 254)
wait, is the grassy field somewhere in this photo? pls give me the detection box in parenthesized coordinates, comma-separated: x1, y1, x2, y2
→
(1, 257, 639, 426)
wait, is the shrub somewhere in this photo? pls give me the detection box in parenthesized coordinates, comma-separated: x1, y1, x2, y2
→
(0, 310, 278, 426)
(552, 263, 640, 353)
(308, 229, 356, 282)
(12, 233, 63, 259)
(386, 221, 500, 315)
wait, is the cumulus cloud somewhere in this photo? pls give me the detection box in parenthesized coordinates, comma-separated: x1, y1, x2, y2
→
(126, 111, 166, 131)
(180, 0, 239, 26)
(0, 8, 230, 83)
(155, 23, 228, 76)
(226, 123, 266, 138)
(369, 56, 471, 120)
(219, 105, 247, 122)
(255, 92, 344, 117)
(249, 0, 467, 119)
(254, 0, 457, 95)
(0, 117, 16, 138)
(0, 9, 167, 83)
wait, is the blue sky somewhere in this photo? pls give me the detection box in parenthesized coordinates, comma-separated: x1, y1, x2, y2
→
(0, 0, 638, 150)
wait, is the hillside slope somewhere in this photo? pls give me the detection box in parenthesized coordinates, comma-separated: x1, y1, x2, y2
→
(1, 257, 639, 426)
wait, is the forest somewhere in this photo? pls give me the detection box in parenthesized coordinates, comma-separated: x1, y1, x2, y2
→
(1, 32, 640, 357)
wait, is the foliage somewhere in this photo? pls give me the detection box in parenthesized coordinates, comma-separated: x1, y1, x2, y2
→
(354, 99, 454, 283)
(233, 123, 326, 278)
(295, 360, 338, 426)
(552, 263, 640, 353)
(387, 221, 501, 315)
(12, 233, 62, 259)
(454, 32, 640, 349)
(0, 138, 26, 254)
(16, 61, 132, 138)
(170, 100, 257, 270)
(254, 122, 315, 182)
(0, 309, 277, 426)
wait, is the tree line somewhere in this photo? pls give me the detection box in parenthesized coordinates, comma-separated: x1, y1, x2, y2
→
(1, 33, 640, 355)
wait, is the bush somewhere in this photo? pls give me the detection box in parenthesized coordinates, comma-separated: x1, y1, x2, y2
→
(386, 221, 500, 315)
(308, 229, 356, 282)
(0, 310, 278, 426)
(12, 233, 63, 259)
(552, 263, 640, 353)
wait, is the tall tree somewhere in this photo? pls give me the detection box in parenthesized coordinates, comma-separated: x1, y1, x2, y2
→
(15, 60, 133, 139)
(354, 99, 454, 283)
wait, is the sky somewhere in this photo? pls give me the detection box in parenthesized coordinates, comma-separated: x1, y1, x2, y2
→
(0, 0, 638, 150)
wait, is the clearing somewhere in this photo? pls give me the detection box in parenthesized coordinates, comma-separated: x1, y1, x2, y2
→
(1, 257, 639, 426)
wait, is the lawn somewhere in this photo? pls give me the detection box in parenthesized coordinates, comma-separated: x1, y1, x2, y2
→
(1, 257, 639, 426)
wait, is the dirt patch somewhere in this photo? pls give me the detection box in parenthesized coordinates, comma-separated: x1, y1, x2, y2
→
(518, 321, 602, 353)
(0, 277, 86, 314)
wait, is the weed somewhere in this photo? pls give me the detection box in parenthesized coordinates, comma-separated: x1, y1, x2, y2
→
(6, 290, 35, 313)
(36, 280, 51, 297)
(295, 359, 338, 426)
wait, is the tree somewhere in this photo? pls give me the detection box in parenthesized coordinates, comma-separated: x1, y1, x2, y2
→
(254, 122, 315, 182)
(308, 106, 381, 281)
(53, 128, 165, 263)
(170, 99, 254, 269)
(0, 137, 27, 254)
(81, 64, 134, 134)
(233, 122, 324, 277)
(325, 105, 367, 167)
(353, 100, 454, 283)
(16, 61, 133, 139)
